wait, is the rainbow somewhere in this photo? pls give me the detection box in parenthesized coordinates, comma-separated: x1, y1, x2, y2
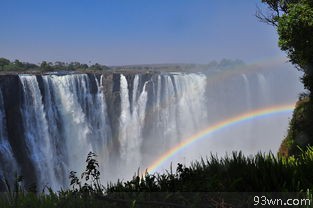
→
(147, 103, 295, 173)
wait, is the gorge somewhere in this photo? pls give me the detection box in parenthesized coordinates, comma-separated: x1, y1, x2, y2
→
(0, 63, 303, 191)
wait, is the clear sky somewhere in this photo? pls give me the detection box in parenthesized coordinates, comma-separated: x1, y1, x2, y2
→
(0, 0, 286, 66)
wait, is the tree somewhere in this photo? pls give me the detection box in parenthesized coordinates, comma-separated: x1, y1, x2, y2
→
(54, 61, 66, 70)
(13, 59, 25, 71)
(259, 0, 313, 156)
(81, 64, 89, 70)
(258, 0, 313, 95)
(278, 2, 313, 93)
(40, 61, 52, 71)
(256, 0, 300, 26)
(0, 58, 10, 71)
(23, 62, 39, 70)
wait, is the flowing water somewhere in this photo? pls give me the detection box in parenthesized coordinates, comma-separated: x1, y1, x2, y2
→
(0, 66, 303, 190)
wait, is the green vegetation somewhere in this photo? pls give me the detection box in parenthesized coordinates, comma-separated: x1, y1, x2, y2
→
(277, 0, 313, 94)
(0, 58, 110, 72)
(259, 0, 313, 156)
(108, 148, 313, 193)
(279, 97, 313, 156)
(0, 57, 247, 74)
(0, 57, 248, 74)
(258, 0, 313, 94)
(1, 149, 313, 207)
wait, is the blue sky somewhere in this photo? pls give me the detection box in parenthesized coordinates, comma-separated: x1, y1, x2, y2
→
(0, 0, 285, 65)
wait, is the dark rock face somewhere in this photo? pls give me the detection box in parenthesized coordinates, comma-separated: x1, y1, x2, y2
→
(0, 75, 38, 188)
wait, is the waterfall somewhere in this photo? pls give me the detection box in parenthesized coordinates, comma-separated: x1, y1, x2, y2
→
(118, 75, 148, 169)
(41, 74, 112, 188)
(241, 74, 251, 111)
(13, 74, 113, 190)
(175, 73, 208, 134)
(118, 75, 132, 161)
(257, 73, 270, 105)
(158, 75, 178, 147)
(0, 69, 302, 190)
(19, 75, 58, 190)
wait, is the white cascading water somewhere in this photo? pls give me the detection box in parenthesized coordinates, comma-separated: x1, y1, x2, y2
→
(16, 74, 113, 190)
(130, 81, 148, 165)
(158, 75, 178, 147)
(43, 75, 92, 189)
(40, 75, 68, 188)
(175, 73, 208, 135)
(41, 74, 112, 189)
(240, 74, 253, 147)
(242, 74, 252, 111)
(0, 68, 302, 190)
(139, 73, 209, 168)
(118, 74, 132, 161)
(19, 75, 58, 190)
(92, 75, 112, 157)
(257, 73, 271, 105)
(118, 75, 148, 171)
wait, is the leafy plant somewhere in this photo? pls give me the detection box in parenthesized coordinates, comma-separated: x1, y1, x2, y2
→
(69, 152, 104, 196)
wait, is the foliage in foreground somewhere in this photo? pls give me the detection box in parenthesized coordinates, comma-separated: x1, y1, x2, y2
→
(259, 0, 313, 94)
(108, 147, 313, 192)
(0, 148, 313, 207)
(259, 0, 313, 158)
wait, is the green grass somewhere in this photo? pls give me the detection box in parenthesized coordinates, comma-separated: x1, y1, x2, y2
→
(1, 148, 313, 207)
(108, 147, 313, 192)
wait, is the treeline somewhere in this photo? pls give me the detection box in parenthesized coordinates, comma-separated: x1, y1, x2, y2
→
(0, 57, 245, 73)
(0, 58, 110, 72)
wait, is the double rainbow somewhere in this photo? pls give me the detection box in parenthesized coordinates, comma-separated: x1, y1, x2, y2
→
(147, 103, 295, 173)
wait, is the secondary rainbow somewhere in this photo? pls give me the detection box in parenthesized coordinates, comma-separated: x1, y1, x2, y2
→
(147, 103, 295, 173)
